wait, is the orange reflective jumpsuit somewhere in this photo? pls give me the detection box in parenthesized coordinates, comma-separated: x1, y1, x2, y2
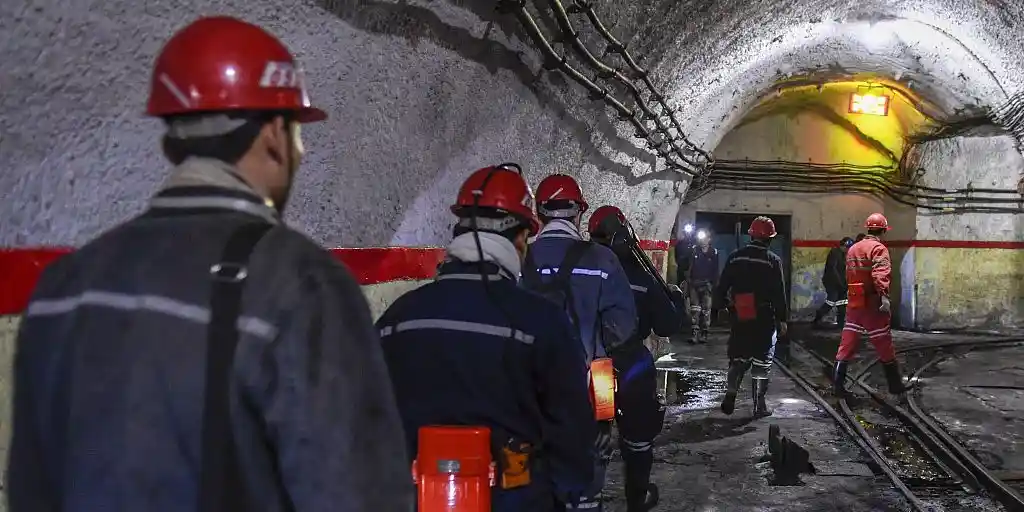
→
(837, 235, 896, 362)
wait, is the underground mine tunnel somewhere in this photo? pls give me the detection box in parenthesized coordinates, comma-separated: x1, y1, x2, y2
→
(1, 0, 1023, 511)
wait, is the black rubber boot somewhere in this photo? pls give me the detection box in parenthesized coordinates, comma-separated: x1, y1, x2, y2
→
(720, 360, 747, 415)
(625, 482, 659, 512)
(624, 448, 656, 511)
(812, 303, 830, 328)
(833, 361, 850, 397)
(699, 329, 709, 344)
(882, 360, 911, 394)
(752, 378, 772, 417)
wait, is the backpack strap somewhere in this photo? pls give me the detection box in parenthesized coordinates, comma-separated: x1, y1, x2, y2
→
(199, 222, 274, 512)
(551, 241, 592, 329)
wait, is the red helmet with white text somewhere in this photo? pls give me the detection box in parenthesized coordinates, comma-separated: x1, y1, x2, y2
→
(146, 16, 326, 122)
(451, 164, 540, 235)
(748, 216, 777, 239)
(865, 212, 889, 230)
(536, 174, 589, 218)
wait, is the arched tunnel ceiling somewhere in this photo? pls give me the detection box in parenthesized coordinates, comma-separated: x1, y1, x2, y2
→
(0, 0, 1021, 246)
(624, 0, 1021, 150)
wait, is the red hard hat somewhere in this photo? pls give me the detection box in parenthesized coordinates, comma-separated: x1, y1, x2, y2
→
(451, 165, 541, 235)
(865, 212, 889, 230)
(536, 174, 589, 214)
(588, 205, 627, 237)
(748, 216, 777, 238)
(146, 16, 326, 122)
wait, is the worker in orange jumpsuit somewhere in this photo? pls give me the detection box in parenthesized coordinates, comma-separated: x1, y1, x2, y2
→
(833, 213, 910, 396)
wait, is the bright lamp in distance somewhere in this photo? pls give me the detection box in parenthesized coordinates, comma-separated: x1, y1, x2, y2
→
(849, 93, 890, 116)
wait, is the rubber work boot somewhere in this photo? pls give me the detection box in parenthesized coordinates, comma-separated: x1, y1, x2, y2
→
(720, 360, 747, 415)
(699, 329, 709, 344)
(752, 378, 772, 417)
(882, 360, 912, 394)
(832, 361, 850, 398)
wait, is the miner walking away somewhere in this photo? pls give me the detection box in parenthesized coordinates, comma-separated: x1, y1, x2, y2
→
(833, 213, 911, 397)
(813, 237, 854, 329)
(6, 17, 412, 512)
(714, 216, 789, 418)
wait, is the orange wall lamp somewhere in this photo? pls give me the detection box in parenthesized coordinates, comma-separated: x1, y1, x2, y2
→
(849, 85, 891, 116)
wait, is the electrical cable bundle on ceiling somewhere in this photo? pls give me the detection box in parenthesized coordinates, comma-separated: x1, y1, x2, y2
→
(498, 0, 711, 177)
(500, 0, 1023, 213)
(686, 160, 1024, 213)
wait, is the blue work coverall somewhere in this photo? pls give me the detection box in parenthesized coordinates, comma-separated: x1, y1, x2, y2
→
(379, 259, 596, 511)
(614, 248, 683, 509)
(521, 219, 637, 511)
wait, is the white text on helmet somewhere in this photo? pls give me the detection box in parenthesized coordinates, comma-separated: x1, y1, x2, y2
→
(259, 61, 300, 88)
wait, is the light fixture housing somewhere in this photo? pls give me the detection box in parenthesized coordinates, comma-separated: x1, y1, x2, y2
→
(849, 93, 891, 116)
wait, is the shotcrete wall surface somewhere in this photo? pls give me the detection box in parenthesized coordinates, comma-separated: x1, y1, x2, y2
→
(909, 134, 1024, 328)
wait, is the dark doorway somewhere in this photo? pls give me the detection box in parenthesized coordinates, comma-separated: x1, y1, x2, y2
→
(693, 212, 793, 301)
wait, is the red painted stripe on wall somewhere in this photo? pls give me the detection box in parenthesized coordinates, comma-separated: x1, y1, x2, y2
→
(792, 239, 1024, 249)
(0, 242, 672, 315)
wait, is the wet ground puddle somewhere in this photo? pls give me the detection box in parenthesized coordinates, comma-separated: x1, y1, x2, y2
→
(657, 368, 726, 411)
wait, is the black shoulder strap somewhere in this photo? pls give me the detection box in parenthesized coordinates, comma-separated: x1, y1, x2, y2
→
(199, 222, 274, 512)
(553, 241, 591, 287)
(521, 245, 541, 284)
(552, 241, 592, 328)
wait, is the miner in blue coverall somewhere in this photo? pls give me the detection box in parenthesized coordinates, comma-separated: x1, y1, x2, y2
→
(520, 174, 637, 512)
(378, 164, 596, 511)
(589, 205, 685, 512)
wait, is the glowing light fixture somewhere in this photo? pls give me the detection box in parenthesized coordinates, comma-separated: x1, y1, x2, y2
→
(849, 92, 890, 116)
(696, 229, 708, 240)
(683, 223, 694, 234)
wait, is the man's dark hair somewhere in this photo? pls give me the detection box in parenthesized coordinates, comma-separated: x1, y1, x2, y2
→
(867, 228, 886, 237)
(855, 233, 867, 242)
(161, 111, 293, 165)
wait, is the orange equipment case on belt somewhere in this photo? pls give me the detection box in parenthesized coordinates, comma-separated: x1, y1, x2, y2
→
(590, 357, 617, 421)
(413, 425, 496, 512)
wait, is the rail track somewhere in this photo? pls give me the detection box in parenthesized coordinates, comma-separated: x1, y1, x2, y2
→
(774, 333, 1024, 512)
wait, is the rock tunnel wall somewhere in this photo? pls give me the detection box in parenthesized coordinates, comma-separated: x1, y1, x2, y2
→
(906, 133, 1024, 329)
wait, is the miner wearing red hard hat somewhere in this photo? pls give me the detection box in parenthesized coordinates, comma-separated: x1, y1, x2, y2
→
(713, 216, 789, 418)
(588, 205, 686, 512)
(377, 164, 595, 511)
(833, 213, 911, 397)
(6, 17, 412, 511)
(520, 175, 637, 512)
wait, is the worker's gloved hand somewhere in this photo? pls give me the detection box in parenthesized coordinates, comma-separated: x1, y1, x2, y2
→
(879, 296, 891, 314)
(778, 321, 788, 338)
(594, 421, 614, 459)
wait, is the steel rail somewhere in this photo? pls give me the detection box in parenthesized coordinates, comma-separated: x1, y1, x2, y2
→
(796, 337, 1024, 510)
(772, 356, 929, 511)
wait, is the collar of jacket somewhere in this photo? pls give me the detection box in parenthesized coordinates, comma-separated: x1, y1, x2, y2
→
(436, 260, 516, 283)
(747, 240, 770, 249)
(537, 218, 582, 240)
(149, 157, 280, 224)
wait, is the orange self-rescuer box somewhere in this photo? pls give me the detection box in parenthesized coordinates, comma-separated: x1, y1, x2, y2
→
(413, 425, 494, 512)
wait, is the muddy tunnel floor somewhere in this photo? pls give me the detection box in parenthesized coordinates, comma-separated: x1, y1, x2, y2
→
(600, 330, 911, 511)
